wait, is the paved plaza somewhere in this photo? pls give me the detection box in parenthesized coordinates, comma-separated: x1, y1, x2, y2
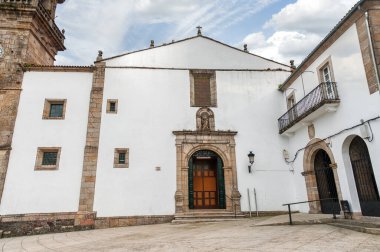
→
(1, 218, 380, 252)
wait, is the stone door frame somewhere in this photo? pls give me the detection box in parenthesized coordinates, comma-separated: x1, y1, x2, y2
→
(173, 131, 241, 214)
(302, 138, 343, 213)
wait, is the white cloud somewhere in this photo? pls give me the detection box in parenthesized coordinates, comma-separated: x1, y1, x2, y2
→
(264, 0, 358, 35)
(55, 0, 279, 65)
(242, 0, 359, 65)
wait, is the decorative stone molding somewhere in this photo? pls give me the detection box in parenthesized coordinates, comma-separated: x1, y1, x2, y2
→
(301, 170, 315, 177)
(196, 107, 215, 131)
(308, 124, 315, 140)
(172, 130, 240, 214)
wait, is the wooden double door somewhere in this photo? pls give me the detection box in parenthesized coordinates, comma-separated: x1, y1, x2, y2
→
(193, 159, 218, 209)
(188, 150, 226, 209)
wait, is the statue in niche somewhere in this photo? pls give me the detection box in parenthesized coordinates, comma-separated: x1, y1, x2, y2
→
(201, 113, 210, 131)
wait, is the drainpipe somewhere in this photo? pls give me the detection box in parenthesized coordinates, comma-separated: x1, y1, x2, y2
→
(365, 12, 380, 94)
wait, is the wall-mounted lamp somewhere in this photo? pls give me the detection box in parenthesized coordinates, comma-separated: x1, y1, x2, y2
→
(248, 151, 255, 173)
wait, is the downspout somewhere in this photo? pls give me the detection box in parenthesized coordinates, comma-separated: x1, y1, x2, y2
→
(365, 12, 380, 93)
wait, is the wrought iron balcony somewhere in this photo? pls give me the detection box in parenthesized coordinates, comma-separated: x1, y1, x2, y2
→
(278, 82, 340, 134)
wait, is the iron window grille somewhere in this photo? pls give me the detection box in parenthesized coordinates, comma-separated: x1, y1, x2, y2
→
(49, 103, 64, 118)
(109, 102, 116, 112)
(118, 152, 126, 164)
(42, 152, 58, 166)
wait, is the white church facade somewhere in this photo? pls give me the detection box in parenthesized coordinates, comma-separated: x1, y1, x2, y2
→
(0, 0, 379, 236)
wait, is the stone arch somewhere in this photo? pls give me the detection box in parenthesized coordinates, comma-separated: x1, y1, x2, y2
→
(185, 145, 229, 169)
(303, 138, 343, 213)
(196, 107, 215, 131)
(173, 131, 239, 214)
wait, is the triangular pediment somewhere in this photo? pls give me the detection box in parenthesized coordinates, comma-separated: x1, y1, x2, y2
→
(103, 36, 289, 70)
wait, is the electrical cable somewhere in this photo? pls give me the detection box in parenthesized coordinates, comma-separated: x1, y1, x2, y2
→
(284, 115, 380, 164)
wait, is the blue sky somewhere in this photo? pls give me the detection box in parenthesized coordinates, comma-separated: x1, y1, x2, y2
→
(55, 0, 358, 66)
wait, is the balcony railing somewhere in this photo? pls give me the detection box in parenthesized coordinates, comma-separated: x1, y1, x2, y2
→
(278, 82, 340, 134)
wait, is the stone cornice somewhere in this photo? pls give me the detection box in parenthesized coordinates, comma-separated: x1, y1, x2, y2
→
(172, 130, 238, 136)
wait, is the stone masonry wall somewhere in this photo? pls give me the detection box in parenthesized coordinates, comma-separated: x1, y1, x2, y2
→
(75, 61, 105, 227)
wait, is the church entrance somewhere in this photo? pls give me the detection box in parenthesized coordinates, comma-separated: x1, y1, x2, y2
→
(188, 150, 226, 209)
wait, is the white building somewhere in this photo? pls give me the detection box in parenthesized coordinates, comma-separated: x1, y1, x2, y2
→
(0, 0, 379, 235)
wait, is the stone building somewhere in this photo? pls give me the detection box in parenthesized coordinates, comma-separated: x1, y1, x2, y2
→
(0, 0, 379, 236)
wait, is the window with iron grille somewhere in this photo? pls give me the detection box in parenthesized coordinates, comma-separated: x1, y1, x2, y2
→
(114, 148, 129, 168)
(43, 99, 66, 119)
(49, 103, 64, 118)
(110, 102, 116, 112)
(118, 152, 126, 164)
(35, 147, 61, 170)
(107, 99, 118, 114)
(42, 152, 58, 166)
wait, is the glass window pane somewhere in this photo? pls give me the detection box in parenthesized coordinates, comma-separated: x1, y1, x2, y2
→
(42, 152, 58, 166)
(119, 152, 126, 164)
(49, 103, 63, 117)
(110, 102, 116, 112)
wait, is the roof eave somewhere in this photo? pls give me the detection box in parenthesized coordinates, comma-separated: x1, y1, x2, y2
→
(279, 0, 365, 91)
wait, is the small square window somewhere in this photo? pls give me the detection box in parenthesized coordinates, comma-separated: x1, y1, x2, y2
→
(107, 99, 118, 114)
(43, 99, 67, 119)
(114, 148, 129, 168)
(35, 147, 61, 170)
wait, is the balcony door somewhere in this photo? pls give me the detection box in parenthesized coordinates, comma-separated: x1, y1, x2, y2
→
(322, 65, 334, 98)
(287, 93, 297, 122)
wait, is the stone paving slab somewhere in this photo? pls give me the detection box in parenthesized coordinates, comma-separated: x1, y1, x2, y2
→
(1, 219, 380, 251)
(253, 213, 336, 226)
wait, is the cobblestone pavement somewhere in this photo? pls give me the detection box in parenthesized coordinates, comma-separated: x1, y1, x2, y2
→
(1, 219, 380, 252)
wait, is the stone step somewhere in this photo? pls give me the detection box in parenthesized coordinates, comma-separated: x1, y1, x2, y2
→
(172, 218, 245, 224)
(334, 219, 380, 229)
(329, 223, 380, 235)
(174, 215, 245, 220)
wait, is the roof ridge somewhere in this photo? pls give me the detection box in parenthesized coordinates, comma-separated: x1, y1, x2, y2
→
(97, 35, 290, 68)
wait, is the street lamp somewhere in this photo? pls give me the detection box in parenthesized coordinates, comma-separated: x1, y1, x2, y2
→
(248, 151, 255, 173)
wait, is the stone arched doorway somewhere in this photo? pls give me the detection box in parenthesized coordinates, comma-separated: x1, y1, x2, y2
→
(303, 139, 342, 213)
(188, 150, 226, 209)
(349, 136, 380, 216)
(173, 130, 240, 214)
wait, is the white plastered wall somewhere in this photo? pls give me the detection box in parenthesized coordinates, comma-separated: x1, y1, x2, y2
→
(284, 24, 380, 213)
(0, 71, 92, 214)
(94, 67, 294, 217)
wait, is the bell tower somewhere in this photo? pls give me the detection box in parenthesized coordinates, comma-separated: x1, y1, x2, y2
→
(0, 0, 66, 202)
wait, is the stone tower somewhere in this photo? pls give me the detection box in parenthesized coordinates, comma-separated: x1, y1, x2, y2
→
(0, 0, 66, 201)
